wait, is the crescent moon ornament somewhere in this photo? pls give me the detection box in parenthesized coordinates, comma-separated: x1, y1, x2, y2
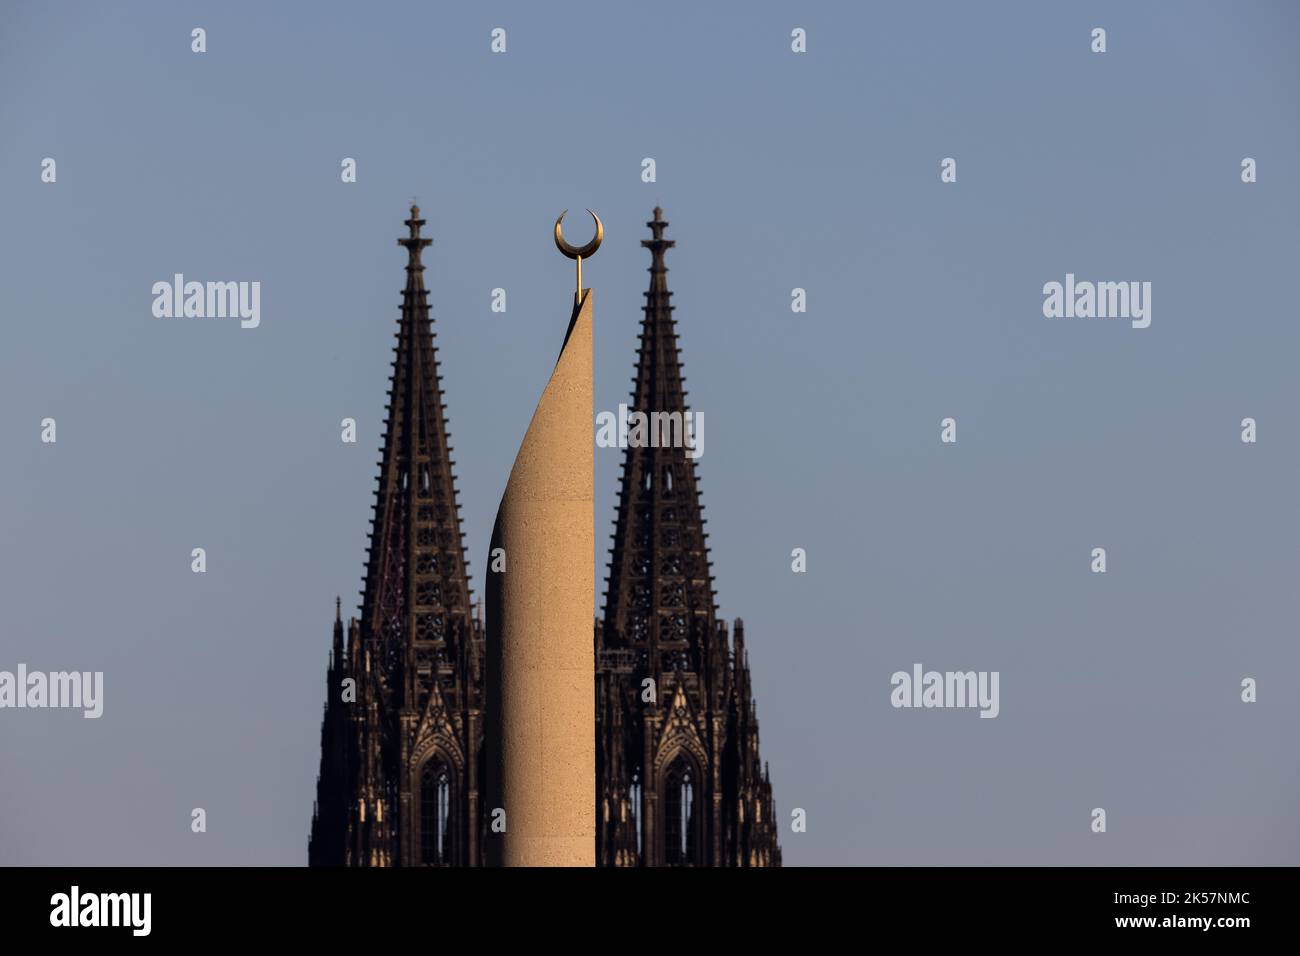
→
(554, 209, 603, 298)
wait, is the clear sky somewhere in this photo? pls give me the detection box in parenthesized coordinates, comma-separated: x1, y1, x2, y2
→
(2, 0, 1298, 865)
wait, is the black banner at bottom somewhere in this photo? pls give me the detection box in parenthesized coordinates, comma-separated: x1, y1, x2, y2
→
(0, 867, 1283, 941)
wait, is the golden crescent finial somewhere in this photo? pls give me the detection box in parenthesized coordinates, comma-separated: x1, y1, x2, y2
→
(554, 209, 603, 260)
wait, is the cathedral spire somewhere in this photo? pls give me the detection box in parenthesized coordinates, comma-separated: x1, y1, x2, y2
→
(314, 206, 486, 868)
(644, 206, 673, 283)
(361, 204, 473, 674)
(399, 203, 432, 267)
(603, 206, 715, 659)
(596, 209, 779, 867)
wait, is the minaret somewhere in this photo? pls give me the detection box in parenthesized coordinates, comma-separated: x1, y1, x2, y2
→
(485, 222, 596, 866)
(596, 208, 780, 866)
(311, 205, 485, 867)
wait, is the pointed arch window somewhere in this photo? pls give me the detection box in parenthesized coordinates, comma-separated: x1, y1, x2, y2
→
(663, 756, 699, 866)
(420, 759, 453, 865)
(630, 771, 643, 860)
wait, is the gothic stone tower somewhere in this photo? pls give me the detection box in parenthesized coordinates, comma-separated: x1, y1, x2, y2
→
(595, 208, 781, 867)
(310, 206, 485, 867)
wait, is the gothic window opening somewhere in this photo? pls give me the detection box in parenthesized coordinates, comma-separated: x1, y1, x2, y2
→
(662, 583, 685, 607)
(631, 771, 643, 859)
(417, 580, 441, 607)
(416, 612, 443, 642)
(663, 756, 698, 866)
(420, 759, 453, 866)
(660, 613, 688, 641)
